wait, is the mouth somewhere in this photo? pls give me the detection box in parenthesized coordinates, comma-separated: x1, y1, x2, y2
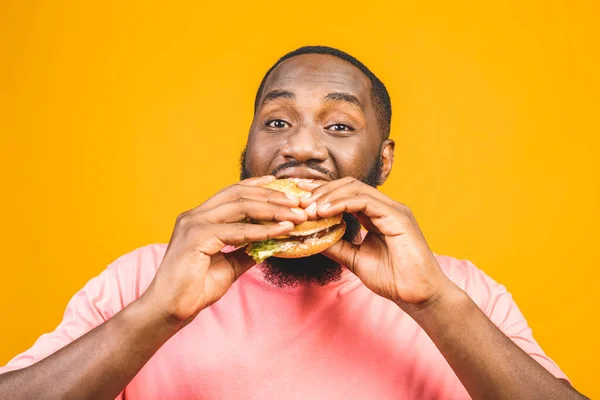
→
(275, 167, 332, 181)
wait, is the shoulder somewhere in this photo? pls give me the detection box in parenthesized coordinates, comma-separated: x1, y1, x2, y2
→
(99, 243, 169, 307)
(107, 243, 168, 274)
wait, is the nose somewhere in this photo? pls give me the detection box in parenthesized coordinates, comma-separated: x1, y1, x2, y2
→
(280, 123, 328, 163)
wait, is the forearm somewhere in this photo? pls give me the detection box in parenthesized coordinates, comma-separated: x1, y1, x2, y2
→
(409, 281, 587, 400)
(0, 293, 179, 400)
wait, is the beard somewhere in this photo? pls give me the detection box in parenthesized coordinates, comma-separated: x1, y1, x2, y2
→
(239, 148, 383, 287)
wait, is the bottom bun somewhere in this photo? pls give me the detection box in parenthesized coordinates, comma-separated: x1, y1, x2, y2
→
(273, 220, 346, 259)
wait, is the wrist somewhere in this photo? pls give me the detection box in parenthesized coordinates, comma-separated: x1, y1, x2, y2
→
(133, 288, 185, 336)
(402, 278, 470, 324)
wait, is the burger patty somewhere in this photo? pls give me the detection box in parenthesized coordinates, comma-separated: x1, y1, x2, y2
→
(281, 224, 338, 243)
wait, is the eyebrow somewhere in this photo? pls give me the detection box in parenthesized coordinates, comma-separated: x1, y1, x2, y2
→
(261, 90, 295, 107)
(260, 89, 364, 111)
(323, 92, 363, 111)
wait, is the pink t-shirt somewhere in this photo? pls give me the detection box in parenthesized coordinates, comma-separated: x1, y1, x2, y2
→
(1, 244, 568, 399)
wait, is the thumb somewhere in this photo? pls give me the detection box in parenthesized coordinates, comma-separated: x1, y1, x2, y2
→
(322, 240, 361, 274)
(222, 246, 257, 280)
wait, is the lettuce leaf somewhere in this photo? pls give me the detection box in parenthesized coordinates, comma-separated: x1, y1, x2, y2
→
(246, 240, 283, 263)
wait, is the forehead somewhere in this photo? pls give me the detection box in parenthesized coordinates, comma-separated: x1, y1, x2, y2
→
(260, 54, 372, 103)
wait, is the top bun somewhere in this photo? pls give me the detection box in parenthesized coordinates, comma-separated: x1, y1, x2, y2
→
(262, 179, 312, 199)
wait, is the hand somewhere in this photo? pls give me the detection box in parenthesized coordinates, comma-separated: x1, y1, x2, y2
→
(143, 176, 308, 327)
(299, 177, 453, 313)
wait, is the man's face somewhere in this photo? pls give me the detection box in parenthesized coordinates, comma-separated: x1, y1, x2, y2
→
(244, 53, 385, 184)
(241, 53, 393, 287)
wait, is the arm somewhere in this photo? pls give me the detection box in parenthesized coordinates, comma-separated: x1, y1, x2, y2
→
(0, 175, 306, 400)
(0, 294, 178, 400)
(410, 280, 588, 400)
(299, 177, 588, 400)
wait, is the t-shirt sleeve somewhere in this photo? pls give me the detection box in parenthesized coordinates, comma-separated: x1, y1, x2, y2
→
(0, 266, 121, 375)
(459, 259, 570, 383)
(0, 262, 140, 400)
(0, 252, 144, 399)
(0, 243, 169, 376)
(0, 245, 163, 399)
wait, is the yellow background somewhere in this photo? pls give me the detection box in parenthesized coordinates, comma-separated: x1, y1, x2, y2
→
(1, 1, 598, 397)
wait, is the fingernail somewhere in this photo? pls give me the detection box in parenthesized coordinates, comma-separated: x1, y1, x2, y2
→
(306, 202, 317, 213)
(319, 203, 330, 211)
(290, 207, 305, 215)
(301, 182, 319, 190)
(278, 221, 293, 227)
(285, 193, 298, 201)
(290, 178, 313, 183)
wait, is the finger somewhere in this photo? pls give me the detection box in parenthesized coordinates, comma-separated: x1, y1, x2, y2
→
(215, 221, 295, 246)
(202, 175, 278, 209)
(356, 213, 382, 235)
(204, 248, 259, 299)
(198, 184, 301, 211)
(321, 239, 361, 274)
(195, 221, 295, 255)
(303, 181, 400, 220)
(239, 175, 276, 186)
(298, 177, 355, 208)
(221, 247, 258, 279)
(304, 178, 394, 209)
(294, 179, 327, 191)
(317, 194, 388, 218)
(315, 195, 404, 236)
(201, 199, 308, 225)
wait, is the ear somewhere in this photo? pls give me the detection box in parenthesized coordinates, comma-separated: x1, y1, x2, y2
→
(378, 139, 395, 185)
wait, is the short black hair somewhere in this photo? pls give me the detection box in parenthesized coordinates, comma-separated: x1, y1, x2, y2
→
(253, 46, 392, 139)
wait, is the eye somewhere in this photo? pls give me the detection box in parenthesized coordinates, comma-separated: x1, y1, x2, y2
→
(326, 124, 354, 132)
(266, 119, 290, 129)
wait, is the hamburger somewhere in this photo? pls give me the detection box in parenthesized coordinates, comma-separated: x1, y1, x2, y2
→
(246, 179, 346, 263)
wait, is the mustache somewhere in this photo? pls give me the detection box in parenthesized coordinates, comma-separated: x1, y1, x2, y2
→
(270, 160, 335, 180)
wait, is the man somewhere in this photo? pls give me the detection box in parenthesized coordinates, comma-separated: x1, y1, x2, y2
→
(0, 46, 588, 399)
